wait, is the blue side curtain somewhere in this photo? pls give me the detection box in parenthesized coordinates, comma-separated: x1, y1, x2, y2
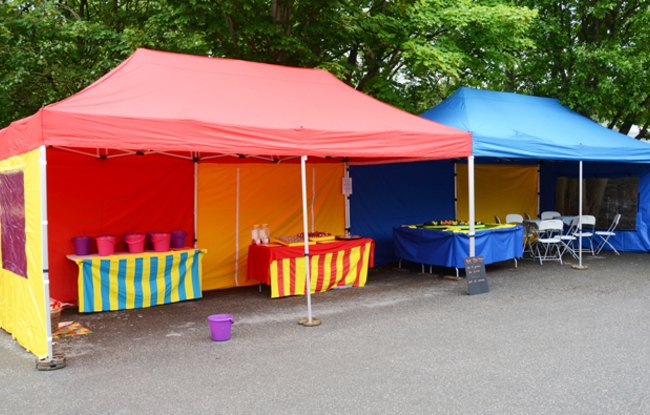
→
(350, 160, 455, 265)
(540, 161, 650, 252)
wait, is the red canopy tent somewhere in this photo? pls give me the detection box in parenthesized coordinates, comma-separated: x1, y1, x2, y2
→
(0, 48, 471, 361)
(1, 48, 469, 161)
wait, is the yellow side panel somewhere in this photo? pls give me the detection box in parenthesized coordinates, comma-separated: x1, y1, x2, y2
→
(0, 148, 47, 357)
(198, 162, 345, 291)
(457, 164, 538, 224)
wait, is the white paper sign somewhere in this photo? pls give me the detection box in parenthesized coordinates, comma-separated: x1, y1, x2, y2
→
(342, 177, 353, 196)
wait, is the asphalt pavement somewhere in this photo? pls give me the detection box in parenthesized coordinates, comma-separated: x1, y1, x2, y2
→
(1, 252, 649, 414)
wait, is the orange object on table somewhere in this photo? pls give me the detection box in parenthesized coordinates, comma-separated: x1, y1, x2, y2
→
(247, 238, 374, 298)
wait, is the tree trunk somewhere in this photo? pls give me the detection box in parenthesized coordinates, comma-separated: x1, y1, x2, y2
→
(636, 122, 648, 140)
(79, 0, 88, 20)
(271, 0, 292, 26)
(619, 121, 633, 136)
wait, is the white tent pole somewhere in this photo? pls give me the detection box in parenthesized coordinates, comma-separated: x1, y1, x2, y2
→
(234, 167, 240, 286)
(344, 162, 351, 235)
(537, 162, 541, 217)
(311, 167, 316, 232)
(39, 146, 53, 359)
(453, 161, 458, 219)
(298, 156, 319, 326)
(193, 156, 198, 248)
(468, 156, 476, 257)
(578, 160, 583, 268)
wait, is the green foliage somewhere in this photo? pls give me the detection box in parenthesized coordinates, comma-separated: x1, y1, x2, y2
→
(0, 1, 136, 127)
(0, 0, 533, 127)
(516, 0, 650, 137)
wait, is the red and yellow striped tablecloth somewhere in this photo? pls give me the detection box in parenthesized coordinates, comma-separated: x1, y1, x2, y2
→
(247, 238, 374, 298)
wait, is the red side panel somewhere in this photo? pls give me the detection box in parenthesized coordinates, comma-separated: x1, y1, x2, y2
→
(47, 149, 194, 302)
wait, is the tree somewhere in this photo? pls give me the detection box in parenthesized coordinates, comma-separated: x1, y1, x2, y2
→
(516, 0, 650, 138)
(155, 0, 537, 113)
(0, 0, 536, 127)
(0, 1, 138, 127)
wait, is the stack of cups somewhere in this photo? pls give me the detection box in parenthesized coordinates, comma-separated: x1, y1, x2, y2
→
(261, 224, 270, 244)
(252, 224, 271, 245)
(252, 225, 261, 245)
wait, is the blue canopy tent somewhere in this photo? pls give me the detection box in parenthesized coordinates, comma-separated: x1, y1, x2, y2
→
(349, 87, 650, 267)
(421, 87, 650, 162)
(420, 87, 650, 264)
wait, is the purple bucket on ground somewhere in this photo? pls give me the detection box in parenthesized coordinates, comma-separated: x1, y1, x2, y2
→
(170, 230, 187, 249)
(207, 314, 234, 341)
(72, 236, 93, 256)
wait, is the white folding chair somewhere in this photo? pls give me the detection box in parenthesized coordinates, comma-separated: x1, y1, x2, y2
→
(540, 210, 561, 220)
(534, 219, 564, 264)
(523, 220, 538, 257)
(559, 216, 579, 260)
(572, 215, 596, 255)
(505, 213, 523, 224)
(595, 213, 621, 255)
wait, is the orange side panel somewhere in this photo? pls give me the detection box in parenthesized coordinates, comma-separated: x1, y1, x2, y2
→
(198, 162, 346, 291)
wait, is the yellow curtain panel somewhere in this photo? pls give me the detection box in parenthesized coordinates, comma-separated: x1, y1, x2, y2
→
(457, 164, 538, 224)
(198, 162, 346, 291)
(0, 148, 47, 358)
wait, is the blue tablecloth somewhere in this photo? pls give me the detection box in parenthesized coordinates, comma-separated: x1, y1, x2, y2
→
(393, 225, 524, 269)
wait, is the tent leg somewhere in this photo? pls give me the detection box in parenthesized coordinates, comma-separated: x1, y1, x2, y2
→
(298, 156, 320, 327)
(234, 167, 240, 286)
(454, 161, 458, 219)
(468, 156, 476, 257)
(537, 161, 541, 218)
(344, 162, 351, 236)
(573, 160, 588, 270)
(193, 155, 198, 248)
(36, 146, 66, 370)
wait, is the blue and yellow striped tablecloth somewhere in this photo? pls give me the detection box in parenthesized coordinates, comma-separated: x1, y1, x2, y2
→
(68, 249, 206, 313)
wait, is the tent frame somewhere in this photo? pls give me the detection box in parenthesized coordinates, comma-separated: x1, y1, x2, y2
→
(36, 145, 65, 369)
(39, 146, 53, 360)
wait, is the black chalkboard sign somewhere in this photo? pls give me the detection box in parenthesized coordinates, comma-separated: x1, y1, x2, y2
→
(465, 256, 489, 295)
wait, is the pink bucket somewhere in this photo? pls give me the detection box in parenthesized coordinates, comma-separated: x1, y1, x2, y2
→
(125, 233, 145, 253)
(151, 232, 171, 252)
(96, 235, 116, 256)
(207, 314, 234, 341)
